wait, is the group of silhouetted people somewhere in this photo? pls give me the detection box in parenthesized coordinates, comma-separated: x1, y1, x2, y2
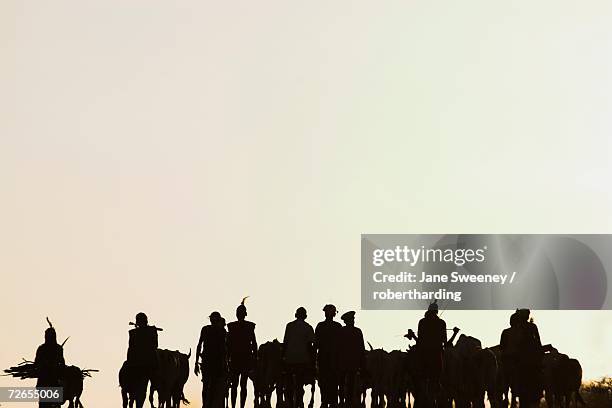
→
(22, 300, 550, 408)
(194, 298, 258, 408)
(191, 300, 368, 408)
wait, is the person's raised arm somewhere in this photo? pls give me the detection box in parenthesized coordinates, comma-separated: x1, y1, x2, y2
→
(446, 327, 459, 347)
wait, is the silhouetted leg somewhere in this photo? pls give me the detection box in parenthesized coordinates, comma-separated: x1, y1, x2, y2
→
(318, 377, 327, 408)
(148, 383, 155, 408)
(202, 377, 209, 408)
(230, 370, 239, 408)
(240, 372, 248, 408)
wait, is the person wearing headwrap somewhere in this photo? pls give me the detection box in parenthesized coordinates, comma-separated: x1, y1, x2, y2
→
(315, 305, 342, 408)
(337, 311, 365, 408)
(195, 312, 228, 408)
(35, 318, 65, 407)
(227, 297, 257, 408)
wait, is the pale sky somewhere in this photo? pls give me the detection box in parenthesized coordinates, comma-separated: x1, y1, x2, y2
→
(2, 1, 612, 406)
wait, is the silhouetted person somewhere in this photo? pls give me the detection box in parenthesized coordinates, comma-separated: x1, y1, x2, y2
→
(125, 312, 159, 408)
(416, 300, 447, 404)
(35, 320, 65, 408)
(227, 298, 257, 408)
(127, 312, 159, 370)
(195, 312, 228, 408)
(506, 309, 543, 408)
(500, 311, 521, 408)
(315, 305, 342, 408)
(336, 311, 365, 408)
(283, 307, 315, 408)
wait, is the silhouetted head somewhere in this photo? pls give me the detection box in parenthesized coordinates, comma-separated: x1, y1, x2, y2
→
(323, 304, 337, 320)
(427, 300, 439, 315)
(509, 311, 520, 327)
(341, 311, 355, 326)
(236, 297, 248, 320)
(209, 311, 221, 325)
(135, 312, 148, 327)
(516, 308, 530, 323)
(295, 307, 307, 320)
(44, 327, 57, 344)
(236, 306, 247, 320)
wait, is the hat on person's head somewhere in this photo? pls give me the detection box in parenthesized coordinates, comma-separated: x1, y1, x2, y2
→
(341, 311, 355, 322)
(323, 304, 337, 313)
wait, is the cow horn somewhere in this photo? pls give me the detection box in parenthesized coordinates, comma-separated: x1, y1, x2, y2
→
(241, 296, 249, 305)
(187, 348, 192, 358)
(46, 317, 53, 328)
(367, 341, 374, 351)
(61, 337, 70, 347)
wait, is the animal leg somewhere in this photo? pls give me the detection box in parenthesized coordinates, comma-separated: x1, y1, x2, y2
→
(308, 383, 314, 408)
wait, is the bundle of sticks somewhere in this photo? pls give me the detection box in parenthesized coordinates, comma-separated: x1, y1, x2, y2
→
(3, 359, 98, 380)
(3, 359, 39, 379)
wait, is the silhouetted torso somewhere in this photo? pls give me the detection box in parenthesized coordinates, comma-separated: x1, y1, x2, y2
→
(35, 342, 65, 387)
(519, 321, 542, 357)
(283, 319, 314, 365)
(201, 324, 227, 374)
(417, 311, 447, 352)
(227, 320, 256, 371)
(127, 326, 158, 369)
(337, 326, 365, 372)
(315, 320, 342, 369)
